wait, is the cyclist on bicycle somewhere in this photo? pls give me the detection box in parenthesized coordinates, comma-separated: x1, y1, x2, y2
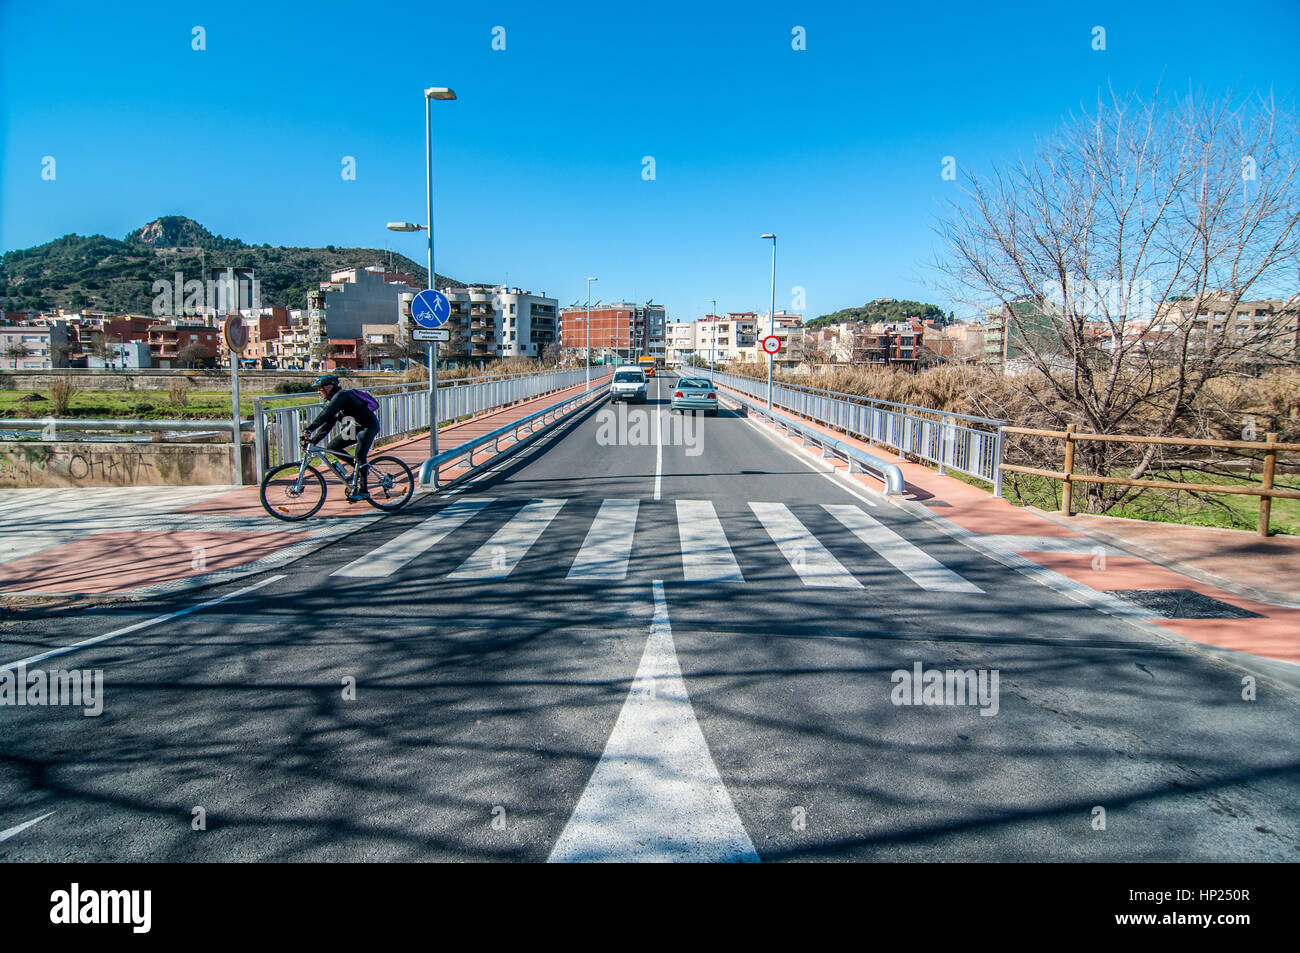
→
(301, 374, 380, 502)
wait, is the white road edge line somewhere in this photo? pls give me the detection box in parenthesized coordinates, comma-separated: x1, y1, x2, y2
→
(548, 580, 760, 862)
(0, 575, 286, 673)
(725, 393, 881, 509)
(654, 376, 663, 501)
(0, 811, 55, 843)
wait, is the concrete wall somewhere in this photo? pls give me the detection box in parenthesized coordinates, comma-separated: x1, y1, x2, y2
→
(0, 441, 254, 488)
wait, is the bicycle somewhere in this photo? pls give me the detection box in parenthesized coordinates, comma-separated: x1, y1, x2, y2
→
(260, 441, 415, 521)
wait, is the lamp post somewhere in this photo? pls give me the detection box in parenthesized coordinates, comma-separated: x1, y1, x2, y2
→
(761, 233, 776, 410)
(386, 85, 456, 459)
(585, 277, 597, 390)
(710, 298, 717, 384)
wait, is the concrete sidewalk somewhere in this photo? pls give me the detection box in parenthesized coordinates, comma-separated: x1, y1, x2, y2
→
(719, 383, 1300, 671)
(0, 378, 605, 601)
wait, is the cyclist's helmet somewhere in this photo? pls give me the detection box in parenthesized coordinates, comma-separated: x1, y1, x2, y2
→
(312, 374, 340, 390)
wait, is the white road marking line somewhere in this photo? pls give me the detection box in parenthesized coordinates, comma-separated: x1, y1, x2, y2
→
(676, 500, 744, 582)
(748, 501, 862, 589)
(823, 503, 983, 593)
(654, 377, 663, 501)
(548, 581, 759, 863)
(568, 499, 640, 580)
(449, 498, 566, 579)
(330, 497, 494, 578)
(0, 575, 286, 673)
(0, 811, 55, 843)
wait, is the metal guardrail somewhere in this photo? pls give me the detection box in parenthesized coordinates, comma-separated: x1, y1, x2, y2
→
(254, 367, 611, 478)
(720, 388, 905, 495)
(713, 371, 1005, 495)
(418, 380, 611, 489)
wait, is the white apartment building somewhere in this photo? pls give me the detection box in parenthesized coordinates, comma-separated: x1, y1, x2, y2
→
(1, 322, 70, 369)
(666, 313, 761, 365)
(437, 286, 560, 361)
(666, 320, 697, 365)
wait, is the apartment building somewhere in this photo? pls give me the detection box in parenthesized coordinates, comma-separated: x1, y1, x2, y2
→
(666, 320, 698, 365)
(696, 312, 760, 364)
(312, 266, 421, 342)
(1150, 296, 1299, 366)
(423, 286, 559, 362)
(87, 341, 152, 369)
(147, 323, 220, 368)
(1, 322, 70, 369)
(360, 322, 402, 370)
(560, 301, 667, 363)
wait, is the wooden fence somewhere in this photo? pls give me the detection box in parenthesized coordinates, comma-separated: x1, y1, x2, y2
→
(1000, 427, 1300, 537)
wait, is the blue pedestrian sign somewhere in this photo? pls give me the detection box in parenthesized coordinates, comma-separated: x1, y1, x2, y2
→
(411, 289, 451, 329)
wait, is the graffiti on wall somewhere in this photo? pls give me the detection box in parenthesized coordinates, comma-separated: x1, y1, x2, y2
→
(0, 445, 161, 487)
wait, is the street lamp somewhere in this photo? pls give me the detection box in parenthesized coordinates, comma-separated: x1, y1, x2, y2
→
(761, 233, 776, 410)
(710, 298, 717, 384)
(386, 85, 456, 459)
(585, 277, 597, 390)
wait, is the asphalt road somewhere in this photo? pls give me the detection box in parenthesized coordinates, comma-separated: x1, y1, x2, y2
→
(1, 372, 1297, 861)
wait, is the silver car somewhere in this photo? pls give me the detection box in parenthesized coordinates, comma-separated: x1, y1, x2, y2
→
(670, 376, 718, 415)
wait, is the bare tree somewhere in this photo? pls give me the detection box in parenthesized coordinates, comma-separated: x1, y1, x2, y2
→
(175, 341, 211, 369)
(935, 87, 1300, 511)
(4, 342, 32, 369)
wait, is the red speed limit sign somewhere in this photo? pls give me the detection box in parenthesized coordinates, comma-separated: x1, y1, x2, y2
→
(761, 335, 781, 355)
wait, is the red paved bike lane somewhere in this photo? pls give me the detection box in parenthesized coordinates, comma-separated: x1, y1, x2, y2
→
(718, 382, 1300, 668)
(0, 378, 605, 598)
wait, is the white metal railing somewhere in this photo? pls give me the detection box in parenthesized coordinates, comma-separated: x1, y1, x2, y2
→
(712, 371, 1006, 495)
(254, 366, 610, 477)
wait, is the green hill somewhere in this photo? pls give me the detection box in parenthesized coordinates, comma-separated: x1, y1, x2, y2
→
(0, 216, 467, 315)
(807, 298, 951, 327)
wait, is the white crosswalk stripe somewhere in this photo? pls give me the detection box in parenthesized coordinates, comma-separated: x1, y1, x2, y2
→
(676, 500, 744, 582)
(748, 501, 862, 588)
(331, 497, 494, 578)
(449, 498, 567, 579)
(568, 499, 640, 580)
(822, 504, 983, 593)
(332, 495, 987, 591)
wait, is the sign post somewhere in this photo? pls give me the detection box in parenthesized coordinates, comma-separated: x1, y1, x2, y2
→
(410, 288, 452, 459)
(223, 313, 249, 485)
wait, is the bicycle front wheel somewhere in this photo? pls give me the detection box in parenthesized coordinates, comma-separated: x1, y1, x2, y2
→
(261, 462, 328, 521)
(362, 456, 415, 511)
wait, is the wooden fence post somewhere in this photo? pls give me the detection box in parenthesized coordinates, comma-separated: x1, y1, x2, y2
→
(1259, 432, 1277, 537)
(1061, 424, 1076, 517)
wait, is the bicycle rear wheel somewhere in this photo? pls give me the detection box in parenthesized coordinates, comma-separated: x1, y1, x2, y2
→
(261, 462, 328, 521)
(362, 456, 415, 511)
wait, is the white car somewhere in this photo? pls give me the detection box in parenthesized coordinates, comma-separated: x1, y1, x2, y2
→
(610, 365, 648, 403)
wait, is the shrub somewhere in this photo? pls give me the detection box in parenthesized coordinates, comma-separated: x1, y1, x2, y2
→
(165, 378, 192, 411)
(274, 381, 315, 395)
(48, 377, 80, 416)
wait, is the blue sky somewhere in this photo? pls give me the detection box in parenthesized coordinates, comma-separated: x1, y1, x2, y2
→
(2, 0, 1297, 321)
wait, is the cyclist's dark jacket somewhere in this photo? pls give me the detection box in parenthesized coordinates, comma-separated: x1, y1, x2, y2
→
(305, 389, 379, 439)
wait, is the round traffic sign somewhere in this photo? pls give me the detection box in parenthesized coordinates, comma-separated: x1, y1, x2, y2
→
(761, 335, 781, 355)
(222, 313, 248, 351)
(411, 289, 451, 329)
